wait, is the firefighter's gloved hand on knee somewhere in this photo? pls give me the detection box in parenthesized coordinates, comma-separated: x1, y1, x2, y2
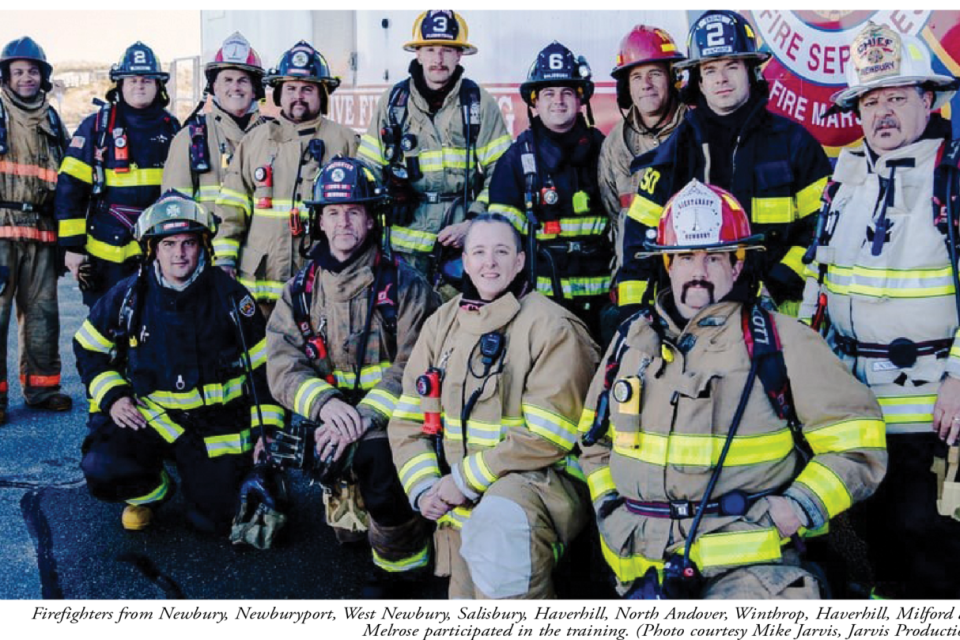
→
(230, 462, 289, 549)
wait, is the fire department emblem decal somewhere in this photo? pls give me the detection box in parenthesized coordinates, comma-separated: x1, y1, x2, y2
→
(292, 51, 309, 68)
(166, 203, 181, 218)
(238, 295, 256, 318)
(331, 168, 345, 182)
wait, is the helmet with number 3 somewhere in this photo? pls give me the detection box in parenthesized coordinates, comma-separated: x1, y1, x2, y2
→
(520, 41, 594, 107)
(643, 180, 764, 258)
(674, 10, 769, 71)
(405, 10, 477, 55)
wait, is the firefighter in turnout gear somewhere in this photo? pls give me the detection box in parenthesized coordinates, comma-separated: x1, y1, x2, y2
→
(580, 180, 886, 599)
(619, 10, 831, 319)
(799, 22, 960, 598)
(162, 32, 266, 207)
(266, 157, 439, 597)
(389, 214, 599, 598)
(76, 192, 285, 535)
(358, 10, 511, 294)
(56, 41, 180, 308)
(214, 40, 357, 316)
(598, 25, 688, 272)
(0, 36, 71, 422)
(488, 41, 611, 339)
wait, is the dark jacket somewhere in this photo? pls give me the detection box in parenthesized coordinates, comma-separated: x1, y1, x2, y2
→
(618, 95, 831, 311)
(56, 102, 179, 264)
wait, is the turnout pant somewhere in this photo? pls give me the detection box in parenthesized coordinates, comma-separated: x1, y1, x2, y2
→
(0, 240, 62, 405)
(81, 410, 252, 533)
(437, 468, 588, 599)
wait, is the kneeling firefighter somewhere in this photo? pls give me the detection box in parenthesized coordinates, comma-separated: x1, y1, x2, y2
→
(578, 180, 887, 599)
(75, 192, 286, 541)
(266, 156, 440, 597)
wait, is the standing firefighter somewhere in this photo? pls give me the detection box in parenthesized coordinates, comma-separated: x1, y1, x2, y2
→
(389, 214, 599, 598)
(214, 40, 357, 317)
(162, 32, 266, 207)
(488, 41, 611, 338)
(358, 10, 511, 294)
(0, 36, 71, 422)
(800, 22, 960, 598)
(580, 180, 886, 599)
(266, 157, 439, 597)
(56, 41, 180, 308)
(76, 192, 285, 535)
(619, 10, 831, 318)
(598, 25, 687, 273)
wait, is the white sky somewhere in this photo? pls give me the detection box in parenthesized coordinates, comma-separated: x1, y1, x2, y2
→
(0, 11, 201, 64)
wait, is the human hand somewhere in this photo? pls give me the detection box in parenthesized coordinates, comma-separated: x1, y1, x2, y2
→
(437, 221, 471, 248)
(933, 376, 960, 445)
(318, 398, 364, 441)
(109, 396, 147, 430)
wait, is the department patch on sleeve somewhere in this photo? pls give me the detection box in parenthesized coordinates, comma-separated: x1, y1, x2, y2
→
(238, 294, 256, 317)
(70, 136, 86, 149)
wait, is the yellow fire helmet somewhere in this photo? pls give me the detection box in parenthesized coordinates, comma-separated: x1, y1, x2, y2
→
(404, 10, 477, 55)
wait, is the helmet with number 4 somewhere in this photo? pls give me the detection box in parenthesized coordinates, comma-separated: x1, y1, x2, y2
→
(405, 10, 477, 55)
(643, 180, 764, 258)
(520, 41, 594, 107)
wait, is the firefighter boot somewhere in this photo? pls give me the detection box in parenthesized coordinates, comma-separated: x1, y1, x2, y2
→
(122, 505, 153, 531)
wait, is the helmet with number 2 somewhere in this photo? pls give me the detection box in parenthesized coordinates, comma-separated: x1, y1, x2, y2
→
(674, 10, 769, 71)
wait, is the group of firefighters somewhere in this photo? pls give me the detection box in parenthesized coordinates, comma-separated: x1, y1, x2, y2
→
(2, 8, 960, 600)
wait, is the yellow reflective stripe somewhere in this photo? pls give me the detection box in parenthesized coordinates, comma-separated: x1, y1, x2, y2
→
(89, 370, 127, 406)
(58, 217, 87, 238)
(236, 276, 283, 302)
(104, 166, 163, 188)
(877, 394, 937, 425)
(556, 454, 586, 482)
(599, 526, 783, 583)
(476, 135, 512, 166)
(216, 187, 253, 218)
(59, 156, 93, 183)
(391, 226, 437, 253)
(618, 280, 648, 306)
(251, 404, 285, 429)
(536, 217, 608, 240)
(613, 428, 794, 467)
(138, 398, 186, 443)
(147, 388, 204, 410)
(442, 415, 521, 446)
(751, 196, 796, 224)
(419, 148, 473, 171)
(293, 377, 333, 418)
(475, 189, 489, 205)
(248, 338, 267, 370)
(437, 505, 472, 530)
(250, 200, 309, 219)
(462, 451, 497, 493)
(797, 177, 828, 219)
(587, 467, 616, 502)
(360, 388, 399, 419)
(373, 545, 430, 572)
(805, 418, 886, 453)
(75, 319, 114, 354)
(696, 527, 783, 569)
(127, 470, 173, 505)
(86, 236, 142, 264)
(394, 394, 424, 421)
(358, 134, 385, 165)
(794, 460, 852, 519)
(201, 376, 245, 405)
(780, 246, 807, 279)
(398, 452, 441, 495)
(213, 237, 240, 260)
(523, 403, 578, 451)
(627, 194, 662, 227)
(487, 204, 526, 232)
(205, 428, 253, 458)
(537, 274, 611, 299)
(578, 408, 597, 436)
(331, 362, 390, 390)
(825, 265, 956, 299)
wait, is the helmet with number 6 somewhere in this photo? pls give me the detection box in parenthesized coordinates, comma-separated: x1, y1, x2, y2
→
(520, 41, 594, 107)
